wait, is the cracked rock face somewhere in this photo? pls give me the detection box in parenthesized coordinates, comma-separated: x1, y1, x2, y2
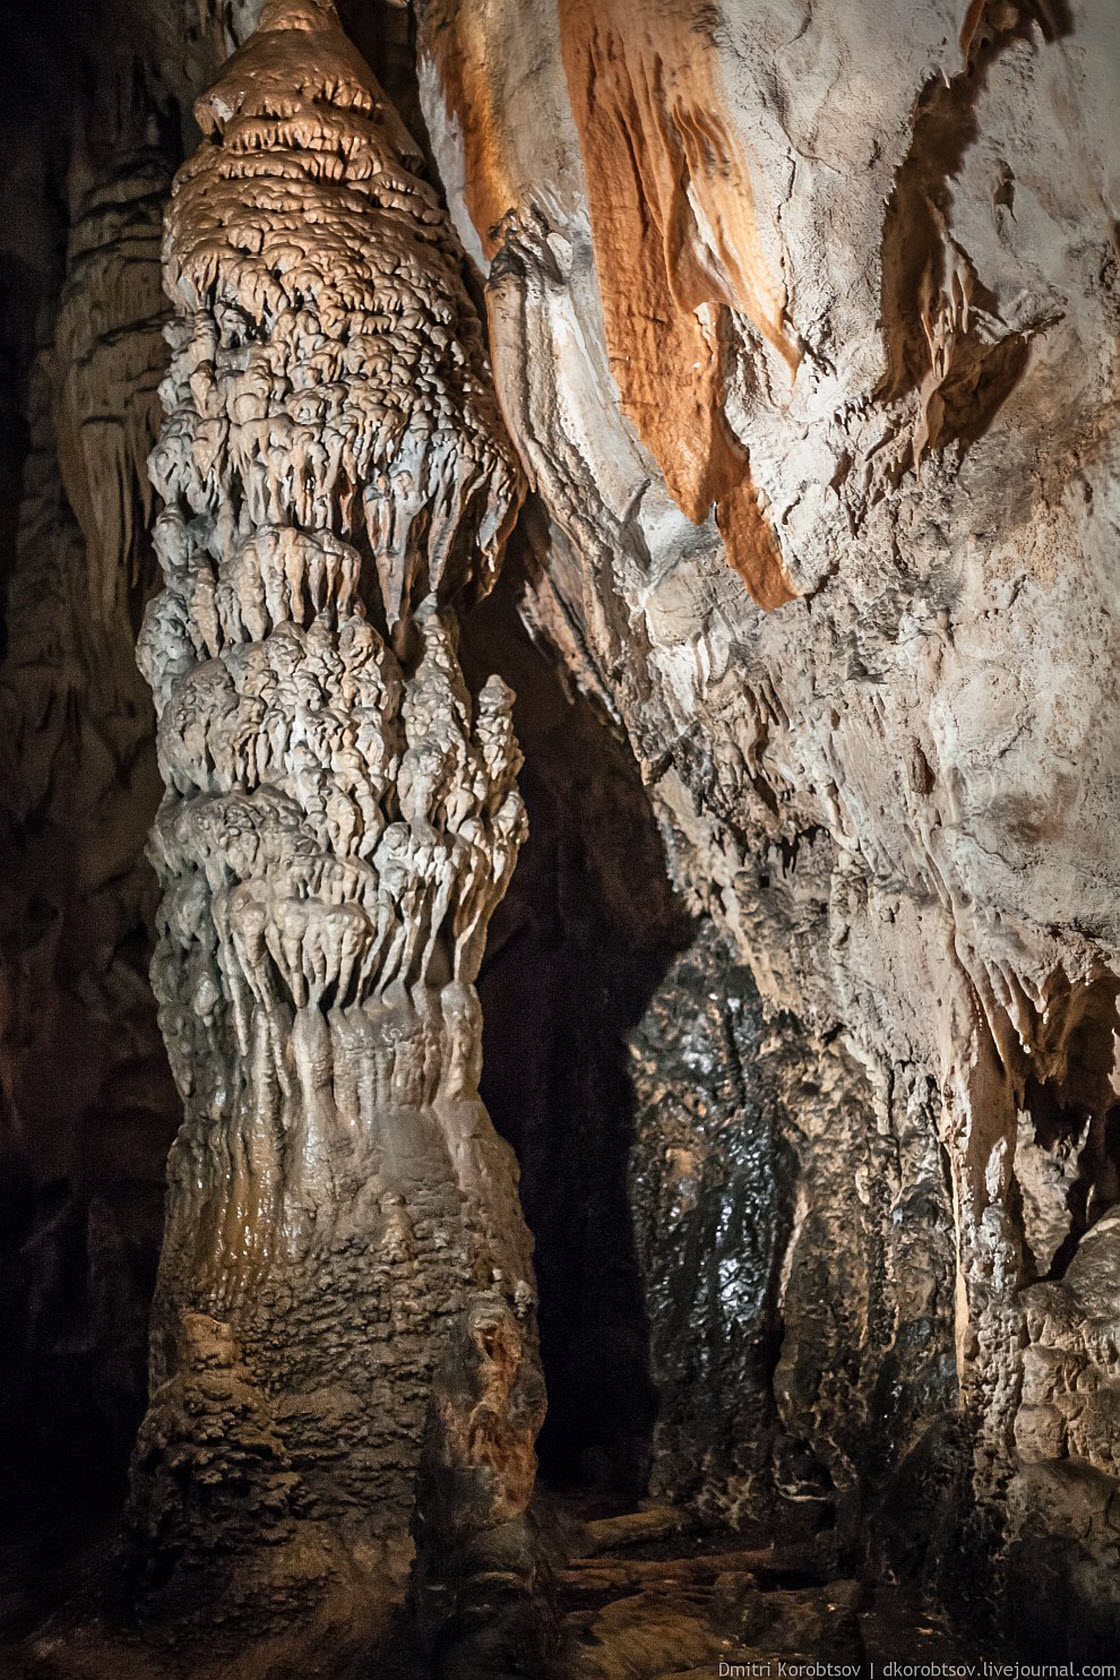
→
(126, 0, 536, 1595)
(416, 0, 1120, 1636)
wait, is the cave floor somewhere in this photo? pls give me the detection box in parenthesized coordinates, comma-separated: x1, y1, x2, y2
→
(556, 1501, 995, 1680)
(0, 1482, 1000, 1680)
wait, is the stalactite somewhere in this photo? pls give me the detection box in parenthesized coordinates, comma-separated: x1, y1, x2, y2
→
(125, 0, 534, 1603)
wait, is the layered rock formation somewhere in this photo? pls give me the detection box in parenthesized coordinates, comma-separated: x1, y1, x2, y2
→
(126, 0, 535, 1596)
(415, 0, 1120, 1646)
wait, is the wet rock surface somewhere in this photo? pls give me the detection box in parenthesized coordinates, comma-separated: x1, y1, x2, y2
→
(628, 925, 964, 1574)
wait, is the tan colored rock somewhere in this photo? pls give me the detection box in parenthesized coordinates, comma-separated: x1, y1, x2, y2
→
(126, 0, 536, 1595)
(415, 0, 1120, 1631)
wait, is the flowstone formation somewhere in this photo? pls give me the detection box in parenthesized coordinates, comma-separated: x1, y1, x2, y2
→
(416, 0, 1120, 1649)
(126, 0, 533, 1601)
(2, 0, 1119, 1667)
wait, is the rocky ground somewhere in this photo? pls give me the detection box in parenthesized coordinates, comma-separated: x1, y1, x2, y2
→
(0, 1487, 1002, 1680)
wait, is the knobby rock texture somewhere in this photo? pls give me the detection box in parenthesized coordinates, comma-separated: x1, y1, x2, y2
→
(124, 0, 537, 1611)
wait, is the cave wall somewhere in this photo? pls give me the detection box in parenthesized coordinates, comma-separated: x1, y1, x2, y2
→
(467, 573, 690, 1498)
(628, 924, 960, 1549)
(0, 0, 194, 1490)
(412, 0, 1120, 1641)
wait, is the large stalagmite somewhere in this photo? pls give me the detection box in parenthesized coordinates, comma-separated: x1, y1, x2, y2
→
(126, 0, 533, 1594)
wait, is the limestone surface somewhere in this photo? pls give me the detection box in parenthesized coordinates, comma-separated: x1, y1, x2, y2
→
(415, 0, 1120, 1637)
(0, 0, 1117, 1665)
(126, 0, 535, 1595)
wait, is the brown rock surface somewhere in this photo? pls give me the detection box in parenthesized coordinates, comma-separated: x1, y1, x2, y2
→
(415, 0, 1120, 1646)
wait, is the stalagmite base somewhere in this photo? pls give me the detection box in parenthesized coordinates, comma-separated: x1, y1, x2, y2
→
(411, 1294, 554, 1674)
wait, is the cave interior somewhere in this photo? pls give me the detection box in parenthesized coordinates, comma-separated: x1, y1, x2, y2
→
(1, 0, 1119, 1675)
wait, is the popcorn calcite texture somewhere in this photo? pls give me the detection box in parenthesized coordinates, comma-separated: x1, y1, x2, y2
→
(125, 0, 536, 1595)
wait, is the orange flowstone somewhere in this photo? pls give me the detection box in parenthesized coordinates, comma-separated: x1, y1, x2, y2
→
(557, 0, 798, 609)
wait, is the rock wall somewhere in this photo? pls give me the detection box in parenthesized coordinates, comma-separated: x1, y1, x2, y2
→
(466, 574, 691, 1498)
(0, 10, 184, 1492)
(628, 924, 962, 1575)
(0, 0, 1116, 1660)
(414, 0, 1120, 1644)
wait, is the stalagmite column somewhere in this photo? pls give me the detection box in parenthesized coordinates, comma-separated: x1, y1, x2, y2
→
(127, 0, 532, 1581)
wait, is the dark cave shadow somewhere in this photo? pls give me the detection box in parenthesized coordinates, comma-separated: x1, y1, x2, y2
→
(462, 558, 693, 1505)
